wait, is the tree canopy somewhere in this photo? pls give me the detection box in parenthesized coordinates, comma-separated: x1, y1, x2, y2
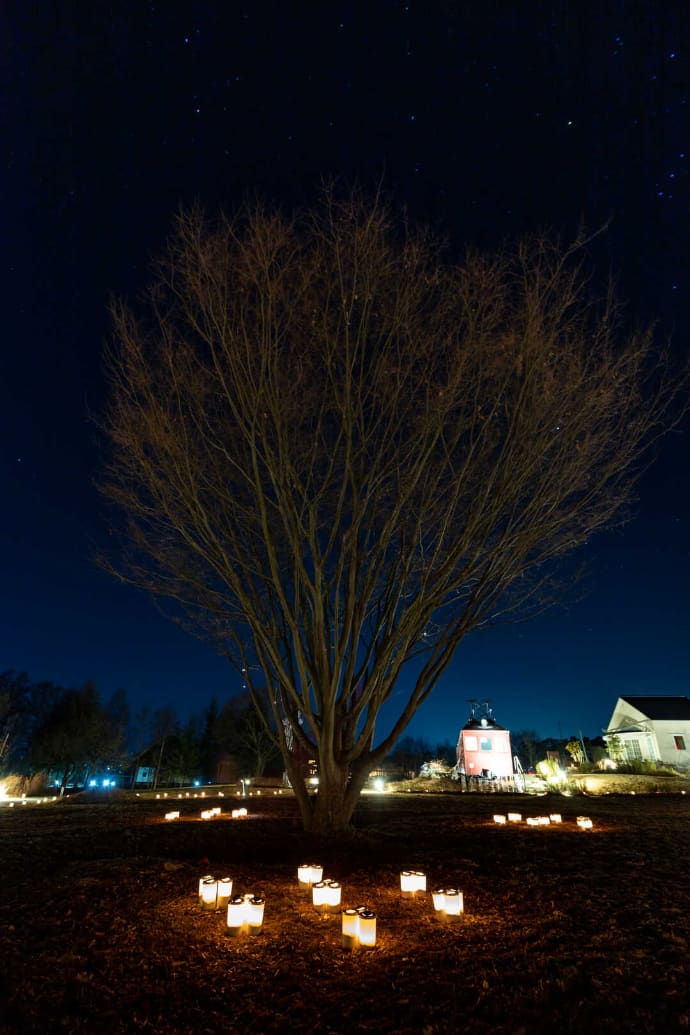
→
(101, 189, 681, 833)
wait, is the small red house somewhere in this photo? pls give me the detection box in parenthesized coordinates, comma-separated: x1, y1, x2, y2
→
(456, 702, 513, 780)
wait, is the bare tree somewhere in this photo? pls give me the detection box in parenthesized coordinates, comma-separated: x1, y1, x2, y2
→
(100, 189, 682, 834)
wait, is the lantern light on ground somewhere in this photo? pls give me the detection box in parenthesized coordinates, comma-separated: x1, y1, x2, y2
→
(246, 894, 265, 934)
(577, 816, 593, 830)
(312, 879, 342, 914)
(526, 817, 539, 827)
(164, 810, 180, 821)
(549, 814, 562, 823)
(493, 814, 507, 824)
(508, 813, 522, 823)
(217, 877, 233, 908)
(198, 874, 214, 902)
(200, 809, 214, 820)
(341, 906, 376, 948)
(432, 887, 464, 920)
(225, 893, 265, 936)
(537, 816, 551, 826)
(357, 909, 377, 947)
(298, 863, 323, 888)
(200, 877, 219, 910)
(400, 871, 426, 897)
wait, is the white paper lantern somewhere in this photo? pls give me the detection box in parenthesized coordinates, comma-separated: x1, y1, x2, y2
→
(508, 812, 522, 823)
(298, 863, 323, 887)
(357, 909, 377, 947)
(198, 874, 214, 902)
(217, 877, 233, 908)
(341, 907, 359, 949)
(577, 816, 593, 830)
(200, 877, 218, 910)
(493, 814, 507, 824)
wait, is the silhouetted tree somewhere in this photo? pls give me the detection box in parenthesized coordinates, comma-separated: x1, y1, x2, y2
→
(101, 188, 683, 833)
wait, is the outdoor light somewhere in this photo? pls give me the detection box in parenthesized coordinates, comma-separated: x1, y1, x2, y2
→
(225, 893, 265, 936)
(200, 877, 219, 911)
(312, 879, 342, 914)
(246, 894, 265, 934)
(200, 809, 214, 820)
(341, 906, 376, 948)
(526, 817, 539, 827)
(198, 874, 214, 902)
(432, 888, 464, 920)
(298, 863, 323, 888)
(577, 816, 593, 830)
(493, 814, 507, 824)
(164, 811, 180, 821)
(508, 813, 522, 823)
(341, 908, 360, 949)
(400, 871, 426, 897)
(357, 909, 377, 947)
(537, 816, 551, 826)
(549, 814, 562, 823)
(217, 877, 233, 909)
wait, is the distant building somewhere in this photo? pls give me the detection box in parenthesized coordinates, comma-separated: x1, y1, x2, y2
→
(455, 701, 513, 780)
(603, 695, 690, 769)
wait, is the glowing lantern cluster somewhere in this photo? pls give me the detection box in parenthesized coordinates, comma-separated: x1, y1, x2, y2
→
(226, 893, 265, 936)
(577, 816, 593, 830)
(400, 871, 426, 897)
(493, 814, 507, 824)
(297, 863, 323, 888)
(508, 812, 522, 823)
(312, 879, 342, 914)
(432, 887, 464, 920)
(341, 906, 377, 949)
(200, 807, 221, 820)
(231, 807, 248, 819)
(164, 810, 180, 821)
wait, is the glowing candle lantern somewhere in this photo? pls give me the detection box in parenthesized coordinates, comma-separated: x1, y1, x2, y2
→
(200, 809, 214, 820)
(298, 863, 323, 888)
(444, 888, 463, 915)
(217, 877, 233, 908)
(341, 908, 360, 949)
(526, 817, 539, 827)
(357, 909, 377, 947)
(432, 887, 464, 920)
(537, 816, 551, 826)
(577, 816, 593, 830)
(200, 877, 219, 910)
(432, 888, 447, 913)
(493, 814, 507, 825)
(198, 874, 214, 902)
(226, 896, 245, 936)
(246, 894, 265, 934)
(508, 813, 522, 822)
(312, 879, 341, 914)
(165, 810, 180, 821)
(400, 871, 426, 897)
(549, 814, 562, 823)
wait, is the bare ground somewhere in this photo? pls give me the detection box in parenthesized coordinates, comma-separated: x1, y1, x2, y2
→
(1, 789, 688, 1034)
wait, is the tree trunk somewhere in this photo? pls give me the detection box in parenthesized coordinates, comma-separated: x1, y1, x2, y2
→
(298, 757, 371, 836)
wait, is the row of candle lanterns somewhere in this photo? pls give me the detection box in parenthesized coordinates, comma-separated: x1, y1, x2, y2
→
(492, 812, 593, 829)
(165, 806, 248, 821)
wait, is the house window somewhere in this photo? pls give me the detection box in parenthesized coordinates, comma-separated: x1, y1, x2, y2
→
(479, 737, 492, 751)
(624, 740, 642, 761)
(464, 736, 477, 751)
(674, 735, 686, 751)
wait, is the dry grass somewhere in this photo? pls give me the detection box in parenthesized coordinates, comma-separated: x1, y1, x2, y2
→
(1, 790, 689, 1034)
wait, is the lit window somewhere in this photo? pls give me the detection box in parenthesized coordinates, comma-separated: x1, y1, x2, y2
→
(464, 736, 477, 751)
(479, 737, 492, 751)
(674, 735, 686, 751)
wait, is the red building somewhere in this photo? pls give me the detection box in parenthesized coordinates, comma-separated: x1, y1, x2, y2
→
(456, 702, 513, 780)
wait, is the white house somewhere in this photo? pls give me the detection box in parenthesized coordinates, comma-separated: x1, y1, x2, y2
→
(603, 696, 690, 769)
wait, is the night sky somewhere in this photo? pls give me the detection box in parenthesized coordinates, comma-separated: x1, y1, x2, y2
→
(2, 2, 689, 745)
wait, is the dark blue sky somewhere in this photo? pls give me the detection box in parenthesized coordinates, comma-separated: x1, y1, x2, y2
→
(1, 2, 688, 743)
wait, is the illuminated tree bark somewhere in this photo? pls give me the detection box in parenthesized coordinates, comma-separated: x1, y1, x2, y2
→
(101, 190, 681, 834)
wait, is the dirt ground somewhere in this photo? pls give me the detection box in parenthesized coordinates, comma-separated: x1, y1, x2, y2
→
(1, 789, 689, 1034)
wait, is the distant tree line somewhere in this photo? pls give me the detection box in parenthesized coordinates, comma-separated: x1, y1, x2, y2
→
(0, 670, 281, 794)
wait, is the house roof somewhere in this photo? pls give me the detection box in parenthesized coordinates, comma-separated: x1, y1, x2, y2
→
(619, 695, 690, 721)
